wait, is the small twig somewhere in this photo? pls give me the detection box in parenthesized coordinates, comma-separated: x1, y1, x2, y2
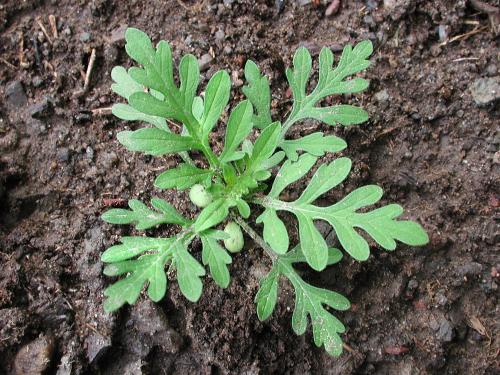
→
(48, 15, 58, 39)
(73, 48, 96, 98)
(342, 342, 361, 356)
(469, 0, 500, 35)
(439, 26, 488, 46)
(102, 198, 127, 207)
(32, 37, 42, 67)
(91, 107, 113, 116)
(18, 33, 29, 68)
(0, 58, 16, 70)
(325, 0, 341, 17)
(84, 322, 106, 337)
(36, 17, 53, 45)
(470, 0, 499, 14)
(452, 57, 480, 62)
(176, 0, 190, 11)
(83, 48, 96, 91)
(166, 118, 182, 130)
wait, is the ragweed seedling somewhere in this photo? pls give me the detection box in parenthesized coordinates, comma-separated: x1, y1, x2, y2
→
(102, 28, 429, 356)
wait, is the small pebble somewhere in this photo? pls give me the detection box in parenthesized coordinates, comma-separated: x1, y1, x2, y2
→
(32, 76, 44, 88)
(198, 53, 213, 72)
(5, 80, 28, 107)
(374, 89, 389, 103)
(29, 97, 54, 119)
(215, 29, 225, 41)
(86, 146, 94, 160)
(470, 77, 500, 106)
(486, 64, 497, 77)
(438, 25, 448, 42)
(79, 32, 91, 42)
(14, 335, 55, 375)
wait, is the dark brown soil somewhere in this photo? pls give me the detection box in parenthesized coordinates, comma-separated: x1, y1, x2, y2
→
(1, 0, 499, 374)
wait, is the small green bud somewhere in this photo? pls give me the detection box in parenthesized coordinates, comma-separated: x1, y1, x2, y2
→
(189, 184, 212, 208)
(223, 222, 244, 253)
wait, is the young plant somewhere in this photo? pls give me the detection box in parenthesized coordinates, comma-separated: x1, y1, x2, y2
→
(101, 28, 429, 356)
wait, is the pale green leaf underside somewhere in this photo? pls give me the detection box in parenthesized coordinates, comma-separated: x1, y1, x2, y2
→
(117, 128, 200, 156)
(102, 198, 189, 230)
(112, 103, 170, 132)
(154, 163, 213, 190)
(281, 132, 347, 161)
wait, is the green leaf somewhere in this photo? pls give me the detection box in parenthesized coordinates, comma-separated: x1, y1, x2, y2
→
(128, 91, 176, 119)
(103, 253, 170, 312)
(111, 66, 171, 132)
(150, 198, 189, 224)
(102, 198, 188, 230)
(256, 151, 286, 172)
(269, 153, 317, 198)
(296, 157, 351, 204)
(101, 236, 172, 263)
(112, 103, 170, 132)
(220, 100, 253, 163)
(155, 164, 213, 190)
(281, 132, 347, 161)
(282, 41, 373, 138)
(278, 260, 350, 357)
(242, 60, 272, 129)
(256, 209, 289, 254)
(194, 198, 230, 232)
(117, 128, 200, 156)
(255, 267, 279, 320)
(283, 246, 343, 266)
(305, 105, 369, 126)
(312, 44, 372, 100)
(235, 198, 251, 219)
(173, 241, 206, 302)
(125, 28, 174, 96)
(122, 28, 201, 137)
(260, 157, 429, 266)
(296, 213, 328, 271)
(192, 96, 204, 121)
(179, 54, 200, 110)
(201, 233, 232, 288)
(247, 122, 281, 172)
(201, 70, 231, 136)
(253, 170, 271, 181)
(286, 47, 312, 103)
(111, 66, 144, 100)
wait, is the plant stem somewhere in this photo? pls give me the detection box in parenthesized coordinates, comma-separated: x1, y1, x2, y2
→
(179, 151, 195, 166)
(231, 214, 277, 262)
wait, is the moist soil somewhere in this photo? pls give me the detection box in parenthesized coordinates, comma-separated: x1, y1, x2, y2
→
(0, 0, 499, 374)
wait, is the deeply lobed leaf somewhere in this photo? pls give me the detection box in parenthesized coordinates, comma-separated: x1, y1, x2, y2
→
(255, 253, 350, 356)
(259, 154, 429, 269)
